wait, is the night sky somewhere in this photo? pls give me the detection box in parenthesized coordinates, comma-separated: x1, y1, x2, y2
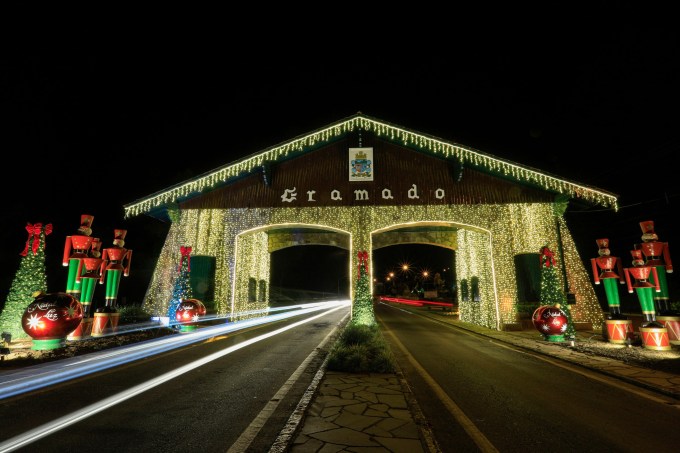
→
(2, 27, 678, 307)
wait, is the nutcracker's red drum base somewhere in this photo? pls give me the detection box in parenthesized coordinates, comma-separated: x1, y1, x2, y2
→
(91, 313, 121, 337)
(66, 321, 84, 341)
(67, 318, 93, 341)
(91, 313, 110, 337)
(109, 313, 120, 334)
(657, 316, 680, 345)
(639, 326, 671, 351)
(605, 319, 633, 344)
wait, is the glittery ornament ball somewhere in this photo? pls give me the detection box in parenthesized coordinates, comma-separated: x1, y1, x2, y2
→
(175, 298, 207, 324)
(22, 292, 84, 340)
(532, 305, 568, 336)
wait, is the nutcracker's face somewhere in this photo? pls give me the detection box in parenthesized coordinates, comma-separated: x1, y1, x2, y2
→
(642, 232, 658, 242)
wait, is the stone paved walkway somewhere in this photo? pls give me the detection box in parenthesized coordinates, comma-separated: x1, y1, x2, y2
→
(289, 372, 429, 452)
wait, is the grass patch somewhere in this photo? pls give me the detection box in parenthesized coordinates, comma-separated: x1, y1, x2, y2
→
(326, 322, 397, 373)
(117, 305, 153, 324)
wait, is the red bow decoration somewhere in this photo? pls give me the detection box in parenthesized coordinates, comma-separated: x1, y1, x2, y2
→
(540, 246, 555, 268)
(20, 222, 52, 256)
(178, 246, 192, 272)
(357, 250, 369, 278)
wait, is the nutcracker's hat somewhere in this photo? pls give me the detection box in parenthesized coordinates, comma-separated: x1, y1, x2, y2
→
(640, 220, 656, 234)
(91, 238, 102, 251)
(80, 214, 94, 228)
(595, 238, 609, 250)
(114, 229, 127, 241)
(639, 220, 659, 241)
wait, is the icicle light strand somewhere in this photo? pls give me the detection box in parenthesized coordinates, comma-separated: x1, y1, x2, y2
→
(124, 115, 618, 218)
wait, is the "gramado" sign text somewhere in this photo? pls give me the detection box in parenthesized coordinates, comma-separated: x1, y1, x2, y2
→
(280, 184, 446, 203)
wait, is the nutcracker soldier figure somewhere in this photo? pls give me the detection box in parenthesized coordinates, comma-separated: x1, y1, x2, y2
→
(62, 215, 95, 302)
(67, 239, 103, 340)
(638, 221, 680, 344)
(624, 249, 670, 350)
(636, 220, 674, 315)
(76, 238, 102, 317)
(591, 239, 631, 344)
(92, 229, 132, 337)
(591, 239, 626, 318)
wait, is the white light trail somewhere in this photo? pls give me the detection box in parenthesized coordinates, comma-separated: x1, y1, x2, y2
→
(0, 300, 350, 400)
(0, 300, 349, 453)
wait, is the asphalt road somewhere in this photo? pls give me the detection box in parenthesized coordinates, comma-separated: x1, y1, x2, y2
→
(375, 302, 680, 452)
(0, 303, 350, 453)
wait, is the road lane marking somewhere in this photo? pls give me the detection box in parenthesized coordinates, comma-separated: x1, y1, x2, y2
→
(230, 311, 349, 453)
(380, 320, 499, 453)
(383, 303, 679, 407)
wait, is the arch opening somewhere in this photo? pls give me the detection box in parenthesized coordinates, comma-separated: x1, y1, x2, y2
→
(372, 243, 456, 302)
(270, 245, 350, 305)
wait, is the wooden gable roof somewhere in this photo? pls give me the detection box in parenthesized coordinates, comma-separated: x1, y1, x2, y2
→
(124, 113, 618, 219)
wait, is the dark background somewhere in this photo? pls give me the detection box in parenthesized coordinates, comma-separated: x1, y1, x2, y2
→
(1, 25, 678, 312)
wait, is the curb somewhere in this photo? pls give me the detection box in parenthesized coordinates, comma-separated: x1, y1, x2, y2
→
(268, 356, 329, 453)
(396, 368, 442, 453)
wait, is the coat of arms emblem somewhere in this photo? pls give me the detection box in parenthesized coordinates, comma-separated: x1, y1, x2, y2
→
(349, 148, 373, 181)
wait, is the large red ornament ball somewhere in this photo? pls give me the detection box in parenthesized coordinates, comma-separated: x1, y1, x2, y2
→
(532, 305, 568, 337)
(22, 292, 84, 340)
(175, 298, 206, 324)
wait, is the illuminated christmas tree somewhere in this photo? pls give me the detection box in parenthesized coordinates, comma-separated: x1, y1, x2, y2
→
(352, 251, 375, 325)
(0, 223, 52, 341)
(168, 246, 193, 325)
(539, 245, 575, 338)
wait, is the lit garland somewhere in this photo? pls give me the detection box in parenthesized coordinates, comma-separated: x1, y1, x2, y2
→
(232, 230, 270, 321)
(123, 114, 618, 218)
(456, 228, 497, 328)
(141, 203, 604, 331)
(559, 216, 603, 329)
(353, 251, 374, 325)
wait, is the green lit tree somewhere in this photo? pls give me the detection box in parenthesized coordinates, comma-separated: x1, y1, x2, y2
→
(0, 223, 52, 341)
(539, 245, 575, 338)
(168, 246, 193, 325)
(352, 251, 375, 326)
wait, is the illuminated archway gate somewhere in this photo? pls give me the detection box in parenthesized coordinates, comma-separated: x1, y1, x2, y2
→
(126, 113, 618, 330)
(138, 204, 600, 330)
